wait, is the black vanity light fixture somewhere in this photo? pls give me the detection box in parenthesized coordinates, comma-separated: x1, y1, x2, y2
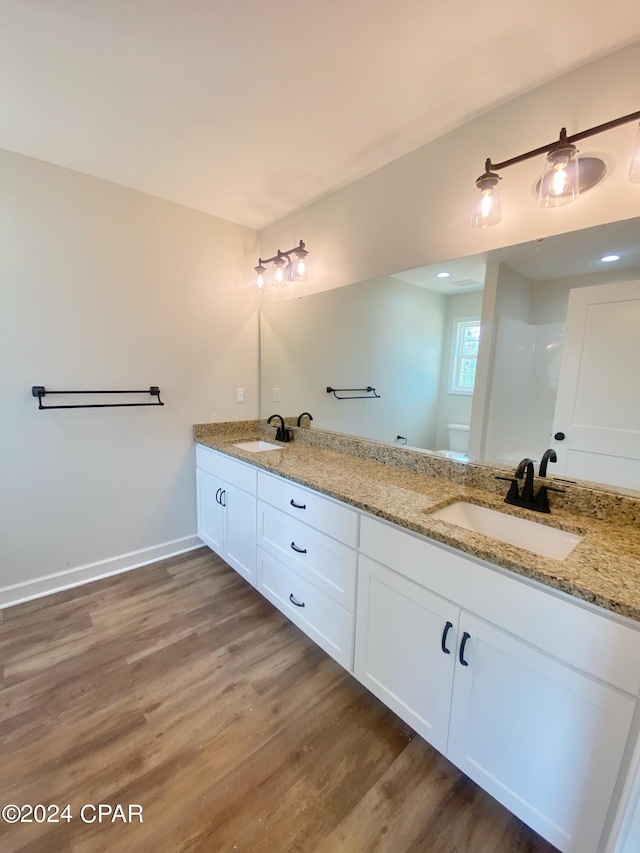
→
(471, 110, 640, 228)
(255, 240, 310, 291)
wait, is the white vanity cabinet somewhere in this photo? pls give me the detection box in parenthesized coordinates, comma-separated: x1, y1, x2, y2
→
(194, 449, 640, 853)
(256, 471, 358, 669)
(195, 445, 257, 585)
(356, 514, 640, 853)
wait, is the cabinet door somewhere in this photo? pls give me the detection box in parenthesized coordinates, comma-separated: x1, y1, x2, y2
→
(354, 555, 459, 754)
(225, 483, 257, 586)
(447, 612, 636, 853)
(196, 468, 225, 556)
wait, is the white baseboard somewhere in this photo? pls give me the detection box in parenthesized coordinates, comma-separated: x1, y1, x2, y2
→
(0, 535, 204, 610)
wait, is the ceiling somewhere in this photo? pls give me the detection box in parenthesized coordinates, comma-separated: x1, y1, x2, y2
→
(1, 1, 639, 230)
(388, 216, 640, 294)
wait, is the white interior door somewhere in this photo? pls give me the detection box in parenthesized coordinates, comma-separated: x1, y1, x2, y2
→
(552, 280, 640, 489)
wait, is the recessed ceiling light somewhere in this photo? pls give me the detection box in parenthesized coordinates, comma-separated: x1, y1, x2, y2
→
(600, 254, 620, 262)
(436, 272, 451, 278)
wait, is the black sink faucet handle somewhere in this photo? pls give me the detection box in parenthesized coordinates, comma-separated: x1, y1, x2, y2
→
(496, 475, 520, 502)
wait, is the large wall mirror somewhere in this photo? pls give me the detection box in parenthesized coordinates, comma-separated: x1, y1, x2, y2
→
(260, 217, 640, 494)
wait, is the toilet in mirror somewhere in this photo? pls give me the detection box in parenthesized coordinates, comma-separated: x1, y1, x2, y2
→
(260, 216, 640, 495)
(438, 424, 470, 461)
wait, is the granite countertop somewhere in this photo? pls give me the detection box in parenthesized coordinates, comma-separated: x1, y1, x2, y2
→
(195, 424, 640, 622)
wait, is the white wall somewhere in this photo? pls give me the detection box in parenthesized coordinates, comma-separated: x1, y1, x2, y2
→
(258, 43, 640, 297)
(260, 277, 445, 447)
(0, 149, 258, 596)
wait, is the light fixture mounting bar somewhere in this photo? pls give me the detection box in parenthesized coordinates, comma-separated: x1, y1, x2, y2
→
(258, 240, 307, 266)
(486, 109, 640, 173)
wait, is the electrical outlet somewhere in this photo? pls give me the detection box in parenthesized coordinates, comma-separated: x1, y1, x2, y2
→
(235, 388, 245, 403)
(272, 387, 280, 402)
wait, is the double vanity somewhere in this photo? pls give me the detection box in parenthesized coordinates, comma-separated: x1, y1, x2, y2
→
(194, 420, 640, 853)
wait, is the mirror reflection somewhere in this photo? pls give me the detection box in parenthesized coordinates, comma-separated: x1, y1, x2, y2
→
(260, 217, 640, 493)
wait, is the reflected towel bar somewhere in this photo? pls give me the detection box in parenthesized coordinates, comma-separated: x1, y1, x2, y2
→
(326, 386, 380, 400)
(31, 386, 164, 409)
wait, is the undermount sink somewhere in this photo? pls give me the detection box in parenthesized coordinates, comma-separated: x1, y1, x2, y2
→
(232, 440, 282, 452)
(428, 501, 582, 561)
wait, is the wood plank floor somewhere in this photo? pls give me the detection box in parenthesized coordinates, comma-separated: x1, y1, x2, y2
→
(0, 548, 557, 853)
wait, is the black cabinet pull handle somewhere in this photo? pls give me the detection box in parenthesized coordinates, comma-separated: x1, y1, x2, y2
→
(289, 593, 305, 608)
(290, 541, 307, 554)
(290, 499, 307, 509)
(459, 631, 471, 666)
(220, 489, 226, 507)
(215, 487, 222, 504)
(441, 621, 453, 655)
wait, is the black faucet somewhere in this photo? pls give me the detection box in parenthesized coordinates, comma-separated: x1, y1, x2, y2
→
(539, 448, 557, 477)
(267, 414, 291, 443)
(296, 412, 314, 427)
(515, 457, 535, 503)
(496, 455, 564, 514)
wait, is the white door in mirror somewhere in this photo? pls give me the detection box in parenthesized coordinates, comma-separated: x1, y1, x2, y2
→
(553, 279, 640, 490)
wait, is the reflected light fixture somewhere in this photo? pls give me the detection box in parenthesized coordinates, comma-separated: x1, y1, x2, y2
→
(254, 240, 311, 290)
(601, 254, 620, 262)
(471, 110, 640, 227)
(436, 271, 451, 278)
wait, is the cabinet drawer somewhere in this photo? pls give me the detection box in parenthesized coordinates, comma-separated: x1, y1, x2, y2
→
(360, 514, 640, 695)
(257, 501, 357, 610)
(257, 547, 355, 671)
(257, 472, 358, 547)
(196, 444, 257, 495)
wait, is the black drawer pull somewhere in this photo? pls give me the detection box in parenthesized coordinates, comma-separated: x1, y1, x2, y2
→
(290, 541, 307, 554)
(441, 621, 453, 655)
(290, 499, 307, 510)
(289, 593, 305, 608)
(459, 631, 471, 667)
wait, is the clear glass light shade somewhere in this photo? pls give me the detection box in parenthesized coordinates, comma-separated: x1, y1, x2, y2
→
(287, 251, 311, 282)
(629, 122, 640, 183)
(538, 145, 580, 207)
(271, 259, 288, 288)
(255, 264, 267, 291)
(470, 174, 502, 228)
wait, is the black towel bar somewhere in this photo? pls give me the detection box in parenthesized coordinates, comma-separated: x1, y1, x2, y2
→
(31, 386, 164, 409)
(326, 385, 380, 400)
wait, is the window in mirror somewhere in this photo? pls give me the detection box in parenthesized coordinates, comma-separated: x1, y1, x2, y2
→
(450, 317, 480, 395)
